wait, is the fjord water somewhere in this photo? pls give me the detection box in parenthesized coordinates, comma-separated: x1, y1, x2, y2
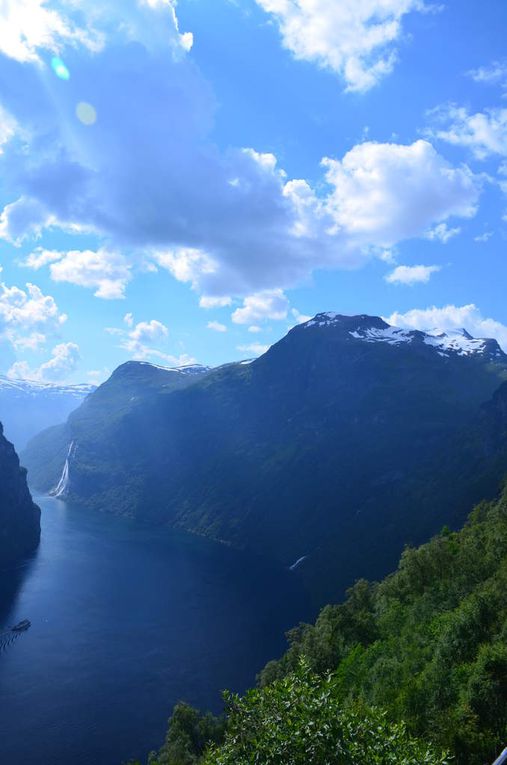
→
(0, 496, 312, 765)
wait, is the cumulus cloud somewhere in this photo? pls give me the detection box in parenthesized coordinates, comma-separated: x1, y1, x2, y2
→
(385, 264, 441, 285)
(0, 0, 191, 64)
(0, 0, 99, 64)
(254, 0, 428, 92)
(323, 140, 479, 248)
(207, 321, 227, 332)
(105, 315, 195, 366)
(427, 105, 507, 158)
(232, 290, 289, 325)
(0, 3, 482, 301)
(237, 342, 270, 356)
(8, 341, 80, 382)
(0, 280, 67, 351)
(25, 248, 132, 299)
(424, 222, 461, 243)
(386, 304, 507, 350)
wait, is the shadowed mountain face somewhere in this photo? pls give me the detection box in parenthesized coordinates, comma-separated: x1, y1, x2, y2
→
(0, 423, 40, 569)
(0, 377, 95, 451)
(22, 315, 507, 601)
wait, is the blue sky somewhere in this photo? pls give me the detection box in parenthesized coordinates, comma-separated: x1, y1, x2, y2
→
(0, 0, 506, 383)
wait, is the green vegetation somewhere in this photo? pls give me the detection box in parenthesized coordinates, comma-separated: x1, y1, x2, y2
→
(132, 665, 447, 765)
(130, 484, 507, 765)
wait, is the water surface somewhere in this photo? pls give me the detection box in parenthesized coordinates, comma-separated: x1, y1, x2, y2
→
(0, 497, 312, 765)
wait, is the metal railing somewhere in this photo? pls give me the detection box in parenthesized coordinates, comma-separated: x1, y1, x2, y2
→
(493, 748, 507, 765)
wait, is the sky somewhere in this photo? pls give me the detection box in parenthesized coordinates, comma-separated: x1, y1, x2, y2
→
(0, 0, 506, 384)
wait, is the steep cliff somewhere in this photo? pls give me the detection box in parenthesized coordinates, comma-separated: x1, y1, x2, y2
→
(0, 422, 40, 567)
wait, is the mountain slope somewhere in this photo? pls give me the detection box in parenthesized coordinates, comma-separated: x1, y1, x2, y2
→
(22, 362, 211, 493)
(0, 422, 40, 568)
(0, 376, 95, 450)
(22, 315, 507, 601)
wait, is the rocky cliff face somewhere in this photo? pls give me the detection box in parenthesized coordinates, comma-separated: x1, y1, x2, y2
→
(0, 423, 40, 568)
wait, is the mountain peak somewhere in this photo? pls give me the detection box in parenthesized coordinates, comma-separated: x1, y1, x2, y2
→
(299, 313, 506, 361)
(304, 313, 388, 333)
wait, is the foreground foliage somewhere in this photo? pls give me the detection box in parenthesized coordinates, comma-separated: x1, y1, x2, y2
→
(202, 663, 448, 765)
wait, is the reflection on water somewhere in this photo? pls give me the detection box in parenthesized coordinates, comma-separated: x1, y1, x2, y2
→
(0, 496, 312, 765)
(0, 552, 38, 627)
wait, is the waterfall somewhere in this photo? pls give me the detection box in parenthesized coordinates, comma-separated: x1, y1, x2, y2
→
(51, 441, 76, 498)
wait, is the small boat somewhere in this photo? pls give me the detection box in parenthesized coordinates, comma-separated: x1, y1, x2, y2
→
(11, 619, 31, 632)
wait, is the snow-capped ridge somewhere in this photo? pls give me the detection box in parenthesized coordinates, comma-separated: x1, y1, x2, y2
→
(0, 376, 95, 397)
(302, 313, 506, 360)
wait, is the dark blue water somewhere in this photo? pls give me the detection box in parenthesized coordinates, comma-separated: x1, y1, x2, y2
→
(0, 497, 312, 765)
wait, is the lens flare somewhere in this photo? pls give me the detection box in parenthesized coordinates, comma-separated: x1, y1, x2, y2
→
(76, 102, 97, 126)
(51, 57, 70, 81)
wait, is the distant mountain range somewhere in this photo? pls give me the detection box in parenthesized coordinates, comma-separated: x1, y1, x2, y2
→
(22, 314, 507, 601)
(0, 377, 95, 450)
(0, 422, 40, 568)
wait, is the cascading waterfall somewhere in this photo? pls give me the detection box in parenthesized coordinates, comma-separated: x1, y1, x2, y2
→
(50, 441, 76, 498)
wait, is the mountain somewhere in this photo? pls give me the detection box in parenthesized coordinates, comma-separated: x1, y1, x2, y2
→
(22, 314, 507, 601)
(0, 422, 40, 568)
(22, 362, 212, 493)
(0, 376, 95, 450)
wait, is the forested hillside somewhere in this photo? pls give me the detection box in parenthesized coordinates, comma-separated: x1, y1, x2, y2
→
(136, 482, 507, 765)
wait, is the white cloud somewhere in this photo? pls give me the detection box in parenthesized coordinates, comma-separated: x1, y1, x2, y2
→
(248, 325, 262, 333)
(125, 319, 168, 350)
(8, 341, 80, 382)
(24, 248, 132, 299)
(468, 61, 507, 91)
(232, 290, 289, 324)
(0, 281, 67, 352)
(0, 0, 192, 64)
(104, 317, 192, 365)
(154, 249, 218, 290)
(237, 342, 270, 356)
(427, 105, 507, 159)
(386, 304, 507, 350)
(291, 308, 312, 324)
(0, 197, 54, 245)
(254, 0, 428, 92)
(207, 321, 227, 333)
(0, 282, 65, 327)
(0, 0, 99, 64)
(0, 106, 17, 153)
(385, 264, 441, 285)
(323, 140, 480, 248)
(87, 367, 111, 385)
(199, 295, 232, 309)
(474, 231, 493, 243)
(424, 222, 461, 243)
